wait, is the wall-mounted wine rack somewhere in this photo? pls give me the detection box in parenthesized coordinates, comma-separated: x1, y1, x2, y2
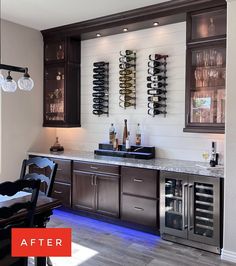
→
(147, 54, 168, 117)
(92, 61, 109, 116)
(119, 50, 136, 109)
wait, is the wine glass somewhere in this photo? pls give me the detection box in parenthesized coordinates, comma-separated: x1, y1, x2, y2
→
(203, 50, 210, 67)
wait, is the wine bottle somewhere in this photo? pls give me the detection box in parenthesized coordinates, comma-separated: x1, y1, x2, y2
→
(148, 102, 167, 108)
(147, 76, 167, 82)
(93, 86, 105, 92)
(119, 95, 136, 101)
(119, 56, 135, 63)
(119, 69, 133, 75)
(93, 73, 106, 79)
(148, 109, 167, 116)
(93, 80, 106, 86)
(93, 61, 106, 67)
(93, 110, 108, 115)
(125, 131, 131, 151)
(148, 61, 167, 68)
(93, 98, 108, 103)
(92, 92, 106, 97)
(123, 119, 128, 144)
(119, 82, 133, 89)
(119, 76, 134, 82)
(147, 88, 166, 95)
(148, 95, 167, 102)
(93, 104, 108, 110)
(149, 54, 168, 61)
(119, 101, 135, 108)
(119, 89, 133, 95)
(120, 50, 136, 56)
(93, 68, 105, 74)
(148, 68, 166, 75)
(147, 82, 167, 88)
(109, 123, 116, 144)
(119, 63, 135, 69)
(136, 123, 141, 145)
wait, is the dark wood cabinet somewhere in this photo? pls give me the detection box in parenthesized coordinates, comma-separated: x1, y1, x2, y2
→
(42, 37, 81, 127)
(72, 161, 120, 217)
(51, 182, 71, 208)
(121, 166, 159, 229)
(184, 6, 226, 133)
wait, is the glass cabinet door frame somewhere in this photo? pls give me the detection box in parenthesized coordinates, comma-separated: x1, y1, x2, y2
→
(160, 171, 189, 239)
(188, 175, 221, 247)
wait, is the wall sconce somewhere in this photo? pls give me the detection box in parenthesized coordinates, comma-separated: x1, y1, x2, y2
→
(0, 64, 34, 92)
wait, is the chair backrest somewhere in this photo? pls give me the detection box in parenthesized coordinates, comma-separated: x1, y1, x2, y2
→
(20, 157, 57, 197)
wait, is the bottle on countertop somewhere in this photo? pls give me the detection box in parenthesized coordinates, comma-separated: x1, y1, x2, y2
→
(210, 141, 219, 167)
(109, 123, 116, 145)
(123, 119, 128, 145)
(136, 123, 141, 146)
(125, 131, 131, 152)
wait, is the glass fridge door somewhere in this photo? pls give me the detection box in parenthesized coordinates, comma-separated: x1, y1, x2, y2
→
(188, 175, 221, 247)
(160, 171, 188, 239)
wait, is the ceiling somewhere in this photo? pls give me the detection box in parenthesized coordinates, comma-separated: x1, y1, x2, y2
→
(1, 0, 168, 31)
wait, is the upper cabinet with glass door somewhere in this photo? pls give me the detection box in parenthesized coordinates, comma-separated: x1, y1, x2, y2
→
(184, 6, 226, 133)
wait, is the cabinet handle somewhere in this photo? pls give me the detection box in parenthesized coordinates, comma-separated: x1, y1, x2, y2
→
(90, 166, 98, 170)
(91, 175, 94, 186)
(57, 168, 62, 171)
(54, 190, 62, 194)
(188, 184, 194, 231)
(134, 206, 144, 211)
(94, 175, 97, 186)
(133, 178, 143, 183)
(183, 183, 188, 230)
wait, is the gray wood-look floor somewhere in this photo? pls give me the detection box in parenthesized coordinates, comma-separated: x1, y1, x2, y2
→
(33, 210, 236, 266)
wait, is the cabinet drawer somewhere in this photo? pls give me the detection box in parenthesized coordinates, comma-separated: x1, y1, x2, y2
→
(121, 167, 158, 198)
(51, 182, 71, 208)
(73, 161, 119, 176)
(53, 158, 71, 184)
(121, 194, 157, 227)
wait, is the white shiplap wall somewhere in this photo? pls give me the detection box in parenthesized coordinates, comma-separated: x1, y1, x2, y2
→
(56, 22, 224, 162)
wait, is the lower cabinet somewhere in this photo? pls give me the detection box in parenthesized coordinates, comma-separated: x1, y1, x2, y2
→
(51, 181, 71, 208)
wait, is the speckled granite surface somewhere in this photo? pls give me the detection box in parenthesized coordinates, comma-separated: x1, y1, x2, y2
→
(28, 150, 224, 178)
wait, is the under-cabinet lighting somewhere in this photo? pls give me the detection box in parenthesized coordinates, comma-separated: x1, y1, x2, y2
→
(153, 22, 159, 26)
(96, 33, 101, 37)
(123, 28, 128, 32)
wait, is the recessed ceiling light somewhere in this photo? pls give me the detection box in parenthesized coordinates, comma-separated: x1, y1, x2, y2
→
(96, 33, 101, 37)
(123, 28, 128, 32)
(153, 22, 159, 26)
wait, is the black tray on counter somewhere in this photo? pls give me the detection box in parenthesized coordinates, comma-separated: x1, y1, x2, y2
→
(94, 143, 155, 160)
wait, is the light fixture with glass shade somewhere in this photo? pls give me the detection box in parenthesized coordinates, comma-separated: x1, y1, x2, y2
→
(1, 71, 17, 92)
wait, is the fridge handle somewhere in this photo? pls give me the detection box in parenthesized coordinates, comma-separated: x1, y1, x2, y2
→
(183, 183, 188, 230)
(188, 184, 194, 230)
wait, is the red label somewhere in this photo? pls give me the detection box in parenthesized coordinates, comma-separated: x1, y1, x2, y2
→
(11, 228, 71, 257)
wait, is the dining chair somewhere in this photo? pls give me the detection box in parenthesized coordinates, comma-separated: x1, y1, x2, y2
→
(20, 156, 57, 197)
(0, 178, 41, 266)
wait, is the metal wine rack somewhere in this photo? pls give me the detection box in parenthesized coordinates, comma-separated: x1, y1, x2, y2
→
(92, 61, 109, 116)
(147, 54, 168, 117)
(119, 50, 136, 109)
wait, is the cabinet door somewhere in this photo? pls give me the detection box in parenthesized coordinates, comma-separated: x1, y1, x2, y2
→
(188, 175, 221, 247)
(95, 174, 120, 217)
(73, 171, 95, 211)
(51, 182, 71, 208)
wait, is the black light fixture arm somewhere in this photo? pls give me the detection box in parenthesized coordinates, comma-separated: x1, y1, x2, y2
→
(0, 64, 27, 73)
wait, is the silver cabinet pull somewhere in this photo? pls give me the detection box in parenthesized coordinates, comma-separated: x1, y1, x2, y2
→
(134, 206, 144, 211)
(94, 175, 97, 186)
(188, 184, 194, 230)
(54, 190, 62, 194)
(183, 183, 188, 230)
(90, 166, 98, 170)
(57, 168, 62, 171)
(91, 175, 94, 186)
(133, 178, 143, 183)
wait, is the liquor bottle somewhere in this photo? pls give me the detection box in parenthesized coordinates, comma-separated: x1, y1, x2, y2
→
(147, 82, 167, 88)
(149, 54, 168, 61)
(93, 73, 106, 79)
(119, 69, 133, 76)
(208, 18, 216, 36)
(148, 61, 167, 68)
(109, 123, 116, 144)
(93, 98, 108, 103)
(119, 76, 134, 82)
(56, 45, 64, 60)
(148, 102, 167, 109)
(113, 133, 118, 151)
(93, 86, 105, 92)
(125, 131, 131, 151)
(119, 83, 133, 89)
(93, 68, 105, 74)
(119, 89, 133, 95)
(136, 123, 141, 145)
(93, 110, 108, 115)
(123, 119, 128, 144)
(93, 61, 106, 67)
(147, 76, 167, 82)
(148, 109, 167, 116)
(147, 88, 166, 95)
(120, 50, 135, 56)
(93, 80, 106, 86)
(119, 63, 135, 69)
(210, 141, 217, 167)
(92, 92, 106, 97)
(148, 68, 166, 75)
(148, 95, 167, 102)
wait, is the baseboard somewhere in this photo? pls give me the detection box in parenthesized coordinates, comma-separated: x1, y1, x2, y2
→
(221, 249, 236, 263)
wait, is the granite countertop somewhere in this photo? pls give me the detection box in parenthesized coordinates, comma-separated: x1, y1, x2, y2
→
(28, 150, 224, 178)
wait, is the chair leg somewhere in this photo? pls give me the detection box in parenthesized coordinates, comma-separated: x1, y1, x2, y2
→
(47, 256, 53, 266)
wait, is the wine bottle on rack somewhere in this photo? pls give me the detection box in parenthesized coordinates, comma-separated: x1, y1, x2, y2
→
(93, 104, 108, 110)
(92, 92, 106, 97)
(93, 80, 106, 86)
(119, 69, 133, 75)
(93, 73, 106, 79)
(147, 89, 167, 95)
(120, 50, 135, 56)
(93, 110, 108, 115)
(119, 89, 133, 95)
(148, 95, 167, 102)
(148, 68, 166, 75)
(93, 68, 106, 73)
(119, 76, 135, 82)
(148, 61, 167, 68)
(147, 82, 167, 88)
(119, 101, 135, 108)
(93, 86, 106, 92)
(119, 83, 133, 88)
(148, 102, 167, 108)
(123, 119, 128, 144)
(147, 76, 167, 82)
(93, 98, 108, 103)
(119, 63, 135, 69)
(149, 54, 168, 60)
(119, 95, 136, 101)
(119, 56, 135, 63)
(93, 61, 106, 67)
(148, 109, 167, 116)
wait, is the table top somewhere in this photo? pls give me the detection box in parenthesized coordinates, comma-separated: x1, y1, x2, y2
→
(0, 191, 61, 226)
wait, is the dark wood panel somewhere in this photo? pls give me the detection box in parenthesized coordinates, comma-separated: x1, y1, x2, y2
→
(95, 174, 120, 218)
(51, 182, 71, 208)
(121, 194, 157, 228)
(121, 167, 158, 199)
(73, 171, 95, 211)
(53, 158, 71, 184)
(74, 161, 119, 176)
